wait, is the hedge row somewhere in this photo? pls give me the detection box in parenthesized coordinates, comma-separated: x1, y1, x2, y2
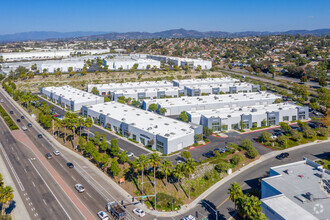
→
(0, 105, 19, 130)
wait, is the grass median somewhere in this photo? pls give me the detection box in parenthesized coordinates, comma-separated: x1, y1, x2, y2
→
(0, 104, 19, 130)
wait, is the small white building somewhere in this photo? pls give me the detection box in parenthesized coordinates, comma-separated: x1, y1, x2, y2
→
(82, 102, 201, 155)
(40, 86, 104, 111)
(142, 92, 280, 116)
(104, 58, 160, 70)
(37, 60, 85, 73)
(148, 55, 212, 69)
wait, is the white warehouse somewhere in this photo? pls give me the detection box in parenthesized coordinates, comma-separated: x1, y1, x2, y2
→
(147, 55, 212, 69)
(172, 77, 238, 87)
(81, 102, 202, 155)
(142, 92, 280, 116)
(110, 87, 185, 101)
(40, 86, 104, 111)
(104, 58, 160, 70)
(186, 103, 309, 131)
(37, 60, 85, 73)
(87, 80, 173, 95)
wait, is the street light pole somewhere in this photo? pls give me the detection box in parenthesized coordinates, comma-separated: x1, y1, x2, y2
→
(202, 201, 218, 220)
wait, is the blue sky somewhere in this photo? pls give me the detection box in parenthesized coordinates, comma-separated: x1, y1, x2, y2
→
(1, 0, 329, 34)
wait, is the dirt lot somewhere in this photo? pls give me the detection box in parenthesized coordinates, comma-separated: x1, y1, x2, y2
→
(15, 70, 226, 93)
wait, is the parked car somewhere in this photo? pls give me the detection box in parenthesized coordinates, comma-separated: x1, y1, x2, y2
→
(133, 208, 145, 217)
(214, 148, 227, 154)
(21, 115, 25, 119)
(53, 150, 60, 156)
(67, 162, 74, 168)
(126, 152, 134, 157)
(17, 119, 21, 122)
(97, 211, 109, 220)
(308, 123, 317, 129)
(37, 134, 43, 138)
(0, 99, 4, 103)
(182, 215, 196, 220)
(271, 135, 277, 140)
(176, 159, 185, 165)
(203, 151, 215, 158)
(27, 123, 32, 127)
(45, 153, 52, 160)
(22, 126, 27, 131)
(75, 184, 85, 193)
(9, 110, 13, 114)
(276, 153, 289, 160)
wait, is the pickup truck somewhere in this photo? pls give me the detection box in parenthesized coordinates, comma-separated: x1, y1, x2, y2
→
(106, 201, 126, 220)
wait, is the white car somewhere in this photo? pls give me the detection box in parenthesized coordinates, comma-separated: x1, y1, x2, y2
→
(0, 99, 4, 103)
(22, 126, 27, 131)
(182, 215, 196, 220)
(53, 150, 60, 156)
(271, 135, 277, 140)
(176, 160, 184, 165)
(97, 211, 109, 220)
(75, 184, 85, 193)
(133, 208, 145, 217)
(126, 151, 134, 157)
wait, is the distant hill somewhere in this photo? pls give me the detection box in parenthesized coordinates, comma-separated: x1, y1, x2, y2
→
(0, 31, 107, 42)
(77, 28, 330, 40)
(0, 29, 329, 42)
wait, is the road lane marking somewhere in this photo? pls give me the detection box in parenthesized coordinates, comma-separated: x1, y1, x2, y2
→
(32, 181, 36, 187)
(217, 183, 247, 209)
(24, 168, 27, 173)
(72, 176, 76, 181)
(86, 192, 92, 198)
(28, 159, 72, 220)
(42, 199, 48, 206)
(59, 163, 64, 168)
(0, 142, 25, 191)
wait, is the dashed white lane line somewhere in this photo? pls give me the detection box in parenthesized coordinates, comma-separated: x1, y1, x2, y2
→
(32, 181, 36, 187)
(42, 199, 48, 207)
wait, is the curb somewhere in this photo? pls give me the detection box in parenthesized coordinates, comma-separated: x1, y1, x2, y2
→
(188, 141, 211, 151)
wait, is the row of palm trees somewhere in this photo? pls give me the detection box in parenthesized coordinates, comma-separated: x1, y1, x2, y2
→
(133, 153, 197, 199)
(0, 174, 14, 216)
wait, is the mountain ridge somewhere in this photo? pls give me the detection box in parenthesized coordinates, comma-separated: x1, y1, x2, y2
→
(0, 28, 329, 42)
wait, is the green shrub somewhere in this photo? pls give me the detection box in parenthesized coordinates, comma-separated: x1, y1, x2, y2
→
(246, 146, 259, 158)
(231, 155, 243, 166)
(215, 161, 230, 173)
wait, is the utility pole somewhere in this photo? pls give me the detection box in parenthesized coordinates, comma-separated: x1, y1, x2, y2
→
(154, 177, 157, 211)
(202, 201, 218, 220)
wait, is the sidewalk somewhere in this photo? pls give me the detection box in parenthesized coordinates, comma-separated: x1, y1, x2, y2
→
(0, 148, 31, 220)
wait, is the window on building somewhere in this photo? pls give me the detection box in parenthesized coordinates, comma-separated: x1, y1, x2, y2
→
(261, 119, 267, 126)
(132, 134, 136, 141)
(212, 122, 220, 131)
(298, 111, 305, 120)
(252, 122, 258, 128)
(241, 121, 249, 129)
(231, 123, 239, 130)
(113, 126, 118, 132)
(123, 130, 129, 138)
(268, 116, 276, 126)
(156, 140, 164, 153)
(283, 116, 289, 121)
(292, 116, 297, 121)
(140, 137, 145, 145)
(221, 124, 228, 131)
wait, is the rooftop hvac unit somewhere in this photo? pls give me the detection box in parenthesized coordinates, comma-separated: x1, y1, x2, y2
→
(227, 115, 231, 117)
(305, 192, 314, 201)
(100, 110, 103, 112)
(251, 108, 257, 112)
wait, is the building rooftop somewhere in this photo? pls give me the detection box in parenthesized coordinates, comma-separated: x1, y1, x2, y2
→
(172, 77, 238, 86)
(144, 92, 280, 107)
(187, 103, 300, 118)
(262, 159, 330, 220)
(43, 86, 103, 103)
(184, 82, 256, 89)
(87, 80, 172, 91)
(112, 86, 184, 94)
(87, 102, 195, 140)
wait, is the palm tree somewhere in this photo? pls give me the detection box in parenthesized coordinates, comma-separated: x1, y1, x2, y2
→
(227, 182, 243, 209)
(134, 154, 149, 195)
(77, 116, 85, 137)
(236, 195, 249, 219)
(61, 118, 68, 143)
(85, 117, 93, 140)
(0, 186, 14, 215)
(173, 163, 185, 190)
(67, 113, 78, 148)
(149, 153, 161, 185)
(185, 158, 196, 199)
(160, 159, 173, 186)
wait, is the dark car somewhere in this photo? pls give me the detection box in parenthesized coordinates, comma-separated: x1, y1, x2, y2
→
(10, 111, 13, 114)
(27, 123, 32, 127)
(214, 148, 227, 154)
(37, 134, 43, 138)
(21, 116, 25, 119)
(17, 119, 21, 122)
(45, 153, 52, 160)
(203, 151, 215, 158)
(308, 123, 317, 129)
(67, 162, 74, 168)
(276, 152, 289, 160)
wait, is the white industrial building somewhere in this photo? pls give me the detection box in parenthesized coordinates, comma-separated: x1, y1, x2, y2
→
(148, 55, 212, 69)
(142, 92, 280, 116)
(81, 102, 202, 155)
(37, 60, 85, 73)
(0, 49, 110, 62)
(87, 81, 173, 95)
(261, 158, 330, 220)
(40, 86, 104, 111)
(186, 103, 309, 131)
(172, 77, 238, 87)
(184, 82, 260, 96)
(104, 57, 160, 70)
(110, 86, 185, 101)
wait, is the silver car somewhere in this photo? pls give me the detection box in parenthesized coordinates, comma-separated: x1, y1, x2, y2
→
(75, 184, 85, 193)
